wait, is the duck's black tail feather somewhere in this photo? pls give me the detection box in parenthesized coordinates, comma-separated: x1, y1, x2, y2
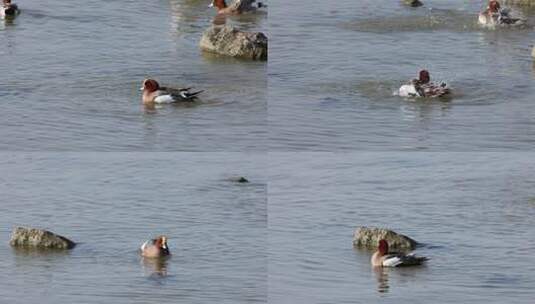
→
(186, 90, 204, 99)
(399, 255, 429, 266)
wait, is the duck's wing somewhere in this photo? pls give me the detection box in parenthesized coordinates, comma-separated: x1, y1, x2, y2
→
(399, 84, 421, 97)
(140, 239, 153, 251)
(154, 87, 203, 103)
(418, 82, 446, 98)
(383, 253, 428, 267)
(231, 0, 257, 11)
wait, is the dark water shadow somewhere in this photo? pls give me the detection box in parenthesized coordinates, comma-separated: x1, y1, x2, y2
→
(200, 50, 267, 64)
(141, 256, 170, 279)
(373, 267, 390, 293)
(11, 246, 74, 257)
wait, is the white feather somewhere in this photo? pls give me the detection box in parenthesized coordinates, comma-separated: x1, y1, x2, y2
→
(140, 240, 149, 251)
(399, 84, 420, 97)
(154, 94, 176, 104)
(383, 257, 402, 267)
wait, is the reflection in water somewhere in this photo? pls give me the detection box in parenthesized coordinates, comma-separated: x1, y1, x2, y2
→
(142, 257, 169, 278)
(11, 246, 73, 259)
(373, 267, 390, 293)
(212, 13, 227, 26)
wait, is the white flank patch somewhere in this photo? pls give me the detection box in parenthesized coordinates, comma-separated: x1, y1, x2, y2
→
(154, 95, 175, 104)
(399, 84, 419, 97)
(383, 257, 402, 267)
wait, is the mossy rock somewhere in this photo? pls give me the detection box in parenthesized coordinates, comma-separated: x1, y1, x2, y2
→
(9, 227, 76, 250)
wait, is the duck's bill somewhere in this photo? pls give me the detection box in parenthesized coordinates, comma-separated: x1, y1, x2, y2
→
(139, 87, 144, 91)
(208, 3, 214, 7)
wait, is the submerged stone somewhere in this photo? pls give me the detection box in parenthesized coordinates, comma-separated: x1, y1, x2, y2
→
(404, 0, 423, 7)
(200, 25, 268, 60)
(229, 176, 250, 183)
(9, 227, 76, 249)
(352, 226, 418, 251)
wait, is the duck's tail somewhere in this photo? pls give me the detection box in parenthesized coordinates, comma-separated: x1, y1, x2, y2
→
(182, 90, 204, 99)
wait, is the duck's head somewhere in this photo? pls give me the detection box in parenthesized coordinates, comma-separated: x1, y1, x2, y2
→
(419, 70, 430, 84)
(140, 79, 160, 93)
(3, 0, 10, 4)
(378, 239, 389, 255)
(489, 0, 500, 13)
(209, 0, 227, 9)
(155, 235, 169, 251)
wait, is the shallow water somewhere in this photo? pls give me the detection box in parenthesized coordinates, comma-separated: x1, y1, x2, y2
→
(0, 153, 266, 304)
(268, 153, 535, 303)
(269, 0, 535, 150)
(0, 0, 267, 151)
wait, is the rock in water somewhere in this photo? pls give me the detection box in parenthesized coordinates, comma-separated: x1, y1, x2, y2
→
(200, 26, 268, 60)
(404, 0, 423, 7)
(9, 227, 76, 249)
(353, 226, 418, 250)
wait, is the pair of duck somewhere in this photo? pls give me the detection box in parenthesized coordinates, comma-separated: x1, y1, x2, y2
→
(209, 0, 266, 15)
(140, 236, 431, 267)
(478, 0, 525, 27)
(1, 0, 19, 18)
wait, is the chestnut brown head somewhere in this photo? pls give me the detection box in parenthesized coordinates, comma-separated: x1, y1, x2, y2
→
(141, 79, 160, 93)
(419, 70, 430, 84)
(489, 1, 501, 13)
(378, 239, 389, 255)
(209, 0, 227, 10)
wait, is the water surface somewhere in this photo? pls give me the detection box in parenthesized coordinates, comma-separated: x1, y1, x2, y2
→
(269, 0, 535, 150)
(0, 153, 266, 304)
(1, 0, 267, 150)
(268, 153, 535, 303)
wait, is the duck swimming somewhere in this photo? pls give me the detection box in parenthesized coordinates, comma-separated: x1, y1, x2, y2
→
(1, 0, 20, 19)
(140, 78, 203, 105)
(209, 0, 266, 15)
(478, 0, 525, 27)
(371, 239, 428, 267)
(398, 70, 450, 98)
(140, 235, 170, 258)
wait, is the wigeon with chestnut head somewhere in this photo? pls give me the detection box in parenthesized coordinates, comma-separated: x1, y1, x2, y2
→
(1, 0, 20, 18)
(478, 0, 524, 27)
(398, 69, 450, 98)
(140, 235, 170, 258)
(209, 0, 266, 15)
(140, 78, 203, 105)
(371, 239, 428, 267)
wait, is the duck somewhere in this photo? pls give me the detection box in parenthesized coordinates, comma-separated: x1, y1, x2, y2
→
(209, 0, 266, 15)
(398, 70, 450, 98)
(371, 239, 428, 267)
(478, 0, 525, 27)
(140, 78, 203, 104)
(140, 235, 170, 258)
(1, 0, 20, 18)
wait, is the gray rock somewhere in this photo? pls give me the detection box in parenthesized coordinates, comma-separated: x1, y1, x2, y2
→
(9, 227, 76, 249)
(403, 0, 423, 7)
(352, 226, 418, 251)
(200, 25, 267, 61)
